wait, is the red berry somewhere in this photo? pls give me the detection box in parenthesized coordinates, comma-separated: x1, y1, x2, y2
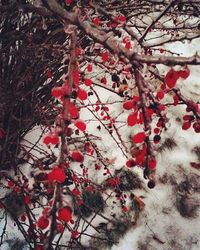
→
(48, 166, 66, 183)
(160, 48, 164, 54)
(58, 207, 72, 223)
(69, 102, 79, 119)
(148, 158, 157, 169)
(51, 135, 59, 145)
(127, 112, 137, 126)
(123, 100, 134, 110)
(74, 120, 86, 131)
(43, 136, 52, 145)
(72, 188, 81, 196)
(77, 88, 87, 100)
(126, 159, 135, 168)
(92, 17, 100, 26)
(156, 90, 165, 100)
(71, 151, 84, 162)
(182, 122, 191, 130)
(51, 87, 62, 98)
(118, 15, 126, 23)
(178, 69, 190, 79)
(84, 79, 92, 86)
(37, 216, 49, 230)
(87, 64, 93, 72)
(165, 68, 179, 88)
(132, 132, 146, 144)
(102, 52, 109, 62)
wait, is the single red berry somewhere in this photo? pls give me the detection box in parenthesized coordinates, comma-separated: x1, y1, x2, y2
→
(165, 68, 179, 88)
(182, 122, 191, 130)
(100, 77, 107, 84)
(87, 64, 93, 72)
(72, 188, 81, 196)
(71, 151, 84, 162)
(160, 48, 164, 53)
(118, 15, 126, 23)
(102, 52, 109, 62)
(156, 90, 165, 100)
(126, 159, 135, 168)
(74, 120, 86, 131)
(48, 166, 66, 183)
(69, 102, 79, 119)
(123, 100, 134, 110)
(77, 88, 87, 101)
(127, 112, 137, 126)
(51, 87, 62, 98)
(37, 216, 49, 230)
(178, 69, 190, 79)
(43, 136, 52, 145)
(51, 135, 59, 145)
(132, 132, 146, 144)
(92, 17, 100, 26)
(84, 79, 92, 86)
(58, 207, 72, 223)
(148, 158, 157, 169)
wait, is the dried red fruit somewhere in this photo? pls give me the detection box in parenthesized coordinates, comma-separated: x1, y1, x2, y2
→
(92, 17, 100, 26)
(74, 120, 86, 131)
(123, 100, 134, 110)
(126, 159, 135, 168)
(87, 64, 93, 72)
(132, 132, 146, 144)
(101, 77, 107, 84)
(125, 41, 131, 49)
(51, 87, 62, 98)
(37, 216, 49, 230)
(148, 158, 157, 169)
(51, 135, 59, 145)
(173, 94, 179, 106)
(72, 188, 81, 196)
(84, 79, 92, 86)
(48, 167, 66, 183)
(182, 122, 191, 130)
(71, 151, 84, 162)
(69, 102, 79, 119)
(156, 90, 165, 100)
(77, 88, 87, 100)
(127, 112, 137, 126)
(102, 52, 109, 62)
(178, 69, 190, 79)
(117, 15, 126, 23)
(165, 68, 179, 88)
(58, 207, 72, 223)
(122, 206, 128, 212)
(107, 177, 120, 187)
(160, 48, 164, 54)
